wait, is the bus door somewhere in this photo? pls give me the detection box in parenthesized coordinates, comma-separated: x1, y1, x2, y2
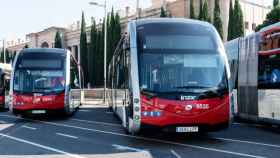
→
(70, 56, 81, 109)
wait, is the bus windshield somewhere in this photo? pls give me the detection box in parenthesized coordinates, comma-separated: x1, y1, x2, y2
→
(13, 53, 65, 94)
(137, 23, 227, 94)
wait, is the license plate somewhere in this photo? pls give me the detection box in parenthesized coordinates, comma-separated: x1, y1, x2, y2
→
(32, 110, 46, 114)
(176, 126, 199, 133)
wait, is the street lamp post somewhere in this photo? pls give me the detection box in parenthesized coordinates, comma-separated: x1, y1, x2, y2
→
(89, 0, 107, 105)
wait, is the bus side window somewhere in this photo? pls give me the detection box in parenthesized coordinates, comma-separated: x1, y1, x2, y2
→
(70, 59, 80, 89)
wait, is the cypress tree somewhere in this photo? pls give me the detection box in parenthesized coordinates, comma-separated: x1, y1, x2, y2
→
(198, 0, 203, 20)
(201, 0, 211, 22)
(54, 31, 62, 48)
(160, 7, 167, 17)
(0, 50, 4, 63)
(5, 49, 10, 63)
(89, 20, 97, 87)
(233, 0, 244, 38)
(80, 12, 89, 87)
(228, 0, 234, 41)
(274, 0, 279, 8)
(190, 0, 196, 19)
(213, 0, 223, 39)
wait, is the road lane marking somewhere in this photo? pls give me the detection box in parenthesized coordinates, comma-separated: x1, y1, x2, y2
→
(0, 133, 85, 158)
(112, 144, 147, 152)
(22, 125, 37, 130)
(213, 137, 280, 148)
(71, 118, 121, 127)
(79, 110, 90, 112)
(171, 149, 182, 158)
(0, 114, 267, 158)
(113, 144, 152, 157)
(56, 132, 78, 139)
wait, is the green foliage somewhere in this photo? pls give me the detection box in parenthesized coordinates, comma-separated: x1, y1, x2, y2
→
(213, 0, 223, 39)
(274, 0, 279, 7)
(227, 0, 234, 40)
(232, 0, 244, 39)
(198, 0, 203, 20)
(160, 7, 167, 17)
(190, 0, 196, 19)
(255, 6, 280, 31)
(80, 12, 89, 87)
(89, 20, 97, 87)
(201, 0, 211, 22)
(54, 31, 62, 48)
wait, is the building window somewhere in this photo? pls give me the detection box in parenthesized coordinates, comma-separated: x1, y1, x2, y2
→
(252, 23, 256, 30)
(245, 21, 249, 29)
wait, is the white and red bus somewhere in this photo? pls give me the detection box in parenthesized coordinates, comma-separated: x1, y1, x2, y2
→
(10, 48, 82, 116)
(0, 63, 11, 109)
(225, 22, 280, 124)
(108, 18, 231, 134)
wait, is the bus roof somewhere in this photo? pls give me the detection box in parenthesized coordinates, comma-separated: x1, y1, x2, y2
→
(134, 18, 213, 28)
(20, 48, 67, 54)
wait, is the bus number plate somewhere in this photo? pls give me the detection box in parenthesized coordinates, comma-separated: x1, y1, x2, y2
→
(176, 127, 198, 133)
(32, 110, 46, 114)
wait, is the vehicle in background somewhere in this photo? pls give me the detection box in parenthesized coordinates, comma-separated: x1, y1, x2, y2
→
(0, 63, 11, 109)
(10, 48, 82, 116)
(225, 22, 280, 125)
(108, 18, 231, 134)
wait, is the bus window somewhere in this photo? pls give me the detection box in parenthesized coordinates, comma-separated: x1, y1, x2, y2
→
(258, 54, 280, 89)
(70, 59, 80, 89)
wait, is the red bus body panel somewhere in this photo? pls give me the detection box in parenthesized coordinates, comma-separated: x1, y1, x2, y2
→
(12, 92, 65, 111)
(141, 94, 229, 127)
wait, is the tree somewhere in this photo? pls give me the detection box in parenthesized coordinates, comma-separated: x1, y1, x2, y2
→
(213, 0, 223, 39)
(190, 0, 196, 19)
(198, 0, 203, 20)
(89, 20, 97, 87)
(160, 7, 167, 17)
(54, 31, 62, 48)
(274, 0, 279, 7)
(227, 0, 234, 40)
(80, 12, 89, 87)
(255, 6, 280, 31)
(232, 0, 244, 38)
(201, 0, 211, 22)
(5, 49, 11, 63)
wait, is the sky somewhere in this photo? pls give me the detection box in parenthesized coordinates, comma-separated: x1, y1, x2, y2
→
(0, 0, 273, 43)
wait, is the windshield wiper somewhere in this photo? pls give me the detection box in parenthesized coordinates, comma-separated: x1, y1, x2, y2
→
(141, 90, 157, 99)
(175, 86, 212, 89)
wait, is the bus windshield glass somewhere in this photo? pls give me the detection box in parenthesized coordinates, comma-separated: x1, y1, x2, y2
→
(13, 52, 65, 94)
(137, 23, 227, 94)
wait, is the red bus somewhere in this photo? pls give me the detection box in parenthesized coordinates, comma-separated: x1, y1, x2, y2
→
(108, 18, 231, 134)
(10, 48, 82, 116)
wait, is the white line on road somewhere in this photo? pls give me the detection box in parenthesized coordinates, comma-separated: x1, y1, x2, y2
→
(171, 149, 182, 158)
(71, 118, 121, 127)
(0, 133, 85, 158)
(56, 132, 78, 139)
(112, 144, 147, 152)
(22, 125, 37, 130)
(213, 137, 280, 148)
(79, 110, 90, 112)
(112, 144, 152, 157)
(0, 114, 267, 158)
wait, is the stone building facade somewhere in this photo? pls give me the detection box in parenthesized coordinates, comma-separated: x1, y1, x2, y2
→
(6, 0, 271, 64)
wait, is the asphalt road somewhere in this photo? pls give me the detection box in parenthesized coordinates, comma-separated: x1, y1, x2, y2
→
(0, 105, 280, 158)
